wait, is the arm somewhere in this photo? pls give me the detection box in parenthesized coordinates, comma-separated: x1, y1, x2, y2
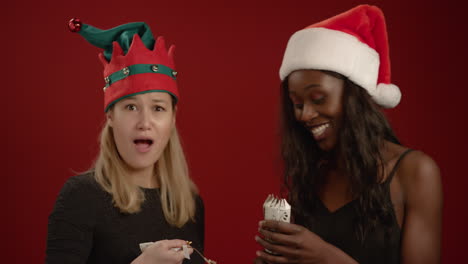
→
(45, 176, 96, 264)
(400, 151, 443, 264)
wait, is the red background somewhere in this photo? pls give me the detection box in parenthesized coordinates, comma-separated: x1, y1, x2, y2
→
(4, 0, 467, 263)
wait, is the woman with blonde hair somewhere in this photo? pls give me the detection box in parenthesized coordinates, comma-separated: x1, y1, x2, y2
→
(46, 19, 204, 264)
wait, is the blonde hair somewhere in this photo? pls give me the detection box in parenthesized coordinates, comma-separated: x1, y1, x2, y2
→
(92, 121, 198, 228)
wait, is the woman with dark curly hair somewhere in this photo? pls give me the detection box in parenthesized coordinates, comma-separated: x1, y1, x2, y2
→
(255, 5, 442, 264)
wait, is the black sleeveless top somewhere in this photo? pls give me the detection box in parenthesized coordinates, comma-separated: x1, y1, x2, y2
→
(294, 149, 413, 264)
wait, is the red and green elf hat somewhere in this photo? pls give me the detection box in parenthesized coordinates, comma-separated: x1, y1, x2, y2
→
(68, 18, 178, 112)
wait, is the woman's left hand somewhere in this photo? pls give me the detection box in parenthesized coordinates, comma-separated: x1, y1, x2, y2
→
(255, 220, 328, 263)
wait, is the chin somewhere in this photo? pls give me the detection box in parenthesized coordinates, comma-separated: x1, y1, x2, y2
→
(125, 158, 158, 171)
(317, 141, 336, 152)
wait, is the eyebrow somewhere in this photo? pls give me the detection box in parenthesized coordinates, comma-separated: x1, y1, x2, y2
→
(289, 84, 321, 94)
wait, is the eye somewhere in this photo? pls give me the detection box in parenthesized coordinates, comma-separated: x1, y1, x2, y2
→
(289, 96, 304, 110)
(154, 106, 166, 112)
(125, 104, 137, 111)
(311, 95, 325, 105)
(294, 103, 304, 110)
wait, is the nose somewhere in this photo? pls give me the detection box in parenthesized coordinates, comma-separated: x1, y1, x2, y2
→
(136, 108, 152, 131)
(298, 103, 319, 123)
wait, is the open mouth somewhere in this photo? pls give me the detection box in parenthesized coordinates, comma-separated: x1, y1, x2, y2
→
(305, 122, 330, 139)
(134, 139, 154, 145)
(311, 123, 330, 136)
(134, 139, 154, 153)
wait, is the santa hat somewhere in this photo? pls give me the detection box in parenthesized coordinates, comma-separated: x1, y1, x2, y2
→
(279, 5, 401, 108)
(68, 18, 178, 112)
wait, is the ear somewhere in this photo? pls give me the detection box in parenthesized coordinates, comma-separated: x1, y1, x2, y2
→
(106, 111, 114, 127)
(171, 106, 177, 127)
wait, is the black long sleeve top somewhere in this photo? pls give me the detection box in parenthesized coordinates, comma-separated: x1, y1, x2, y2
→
(46, 173, 204, 264)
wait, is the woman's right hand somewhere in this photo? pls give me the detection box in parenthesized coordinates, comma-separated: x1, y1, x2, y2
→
(132, 239, 193, 264)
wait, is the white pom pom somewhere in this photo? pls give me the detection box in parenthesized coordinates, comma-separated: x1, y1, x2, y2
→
(372, 83, 401, 108)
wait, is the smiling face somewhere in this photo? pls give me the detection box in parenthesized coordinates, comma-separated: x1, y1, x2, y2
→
(288, 70, 345, 152)
(107, 92, 175, 172)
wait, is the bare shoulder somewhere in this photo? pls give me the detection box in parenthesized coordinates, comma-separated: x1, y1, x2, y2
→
(399, 150, 440, 183)
(397, 150, 443, 204)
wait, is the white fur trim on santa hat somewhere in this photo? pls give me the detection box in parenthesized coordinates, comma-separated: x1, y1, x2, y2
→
(371, 83, 401, 108)
(280, 27, 380, 89)
(280, 27, 400, 108)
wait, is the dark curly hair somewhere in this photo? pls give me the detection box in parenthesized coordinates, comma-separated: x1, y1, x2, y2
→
(280, 70, 400, 242)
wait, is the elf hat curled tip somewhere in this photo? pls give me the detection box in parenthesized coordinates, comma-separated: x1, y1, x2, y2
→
(68, 18, 82, 33)
(69, 19, 179, 112)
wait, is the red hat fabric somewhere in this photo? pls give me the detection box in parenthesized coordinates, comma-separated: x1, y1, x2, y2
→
(279, 5, 401, 108)
(99, 34, 178, 111)
(69, 19, 178, 112)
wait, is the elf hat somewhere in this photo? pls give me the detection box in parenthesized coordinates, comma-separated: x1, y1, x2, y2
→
(279, 5, 401, 108)
(68, 18, 178, 112)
